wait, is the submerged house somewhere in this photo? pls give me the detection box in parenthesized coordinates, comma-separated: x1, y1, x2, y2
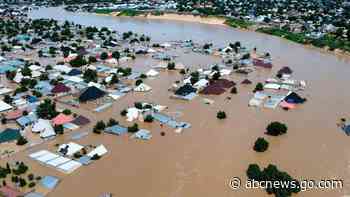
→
(79, 86, 106, 102)
(105, 125, 128, 136)
(0, 128, 21, 144)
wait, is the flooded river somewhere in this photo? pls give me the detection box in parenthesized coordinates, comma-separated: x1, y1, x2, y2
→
(11, 7, 350, 197)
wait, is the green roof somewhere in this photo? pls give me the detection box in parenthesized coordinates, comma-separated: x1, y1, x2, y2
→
(0, 128, 21, 144)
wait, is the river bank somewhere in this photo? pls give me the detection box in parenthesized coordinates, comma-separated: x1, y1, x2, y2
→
(93, 10, 350, 57)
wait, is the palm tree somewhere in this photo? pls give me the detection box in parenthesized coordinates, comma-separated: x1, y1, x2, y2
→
(112, 51, 120, 65)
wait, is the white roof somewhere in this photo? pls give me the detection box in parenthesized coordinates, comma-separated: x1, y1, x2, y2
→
(87, 145, 108, 157)
(13, 72, 24, 83)
(220, 69, 232, 76)
(134, 83, 152, 92)
(36, 152, 60, 163)
(29, 150, 51, 159)
(146, 69, 159, 77)
(33, 119, 55, 138)
(126, 107, 139, 122)
(249, 98, 263, 107)
(105, 58, 118, 64)
(264, 83, 281, 90)
(0, 100, 13, 112)
(193, 79, 209, 89)
(58, 142, 84, 157)
(57, 160, 82, 174)
(88, 82, 103, 89)
(29, 65, 42, 71)
(254, 92, 268, 100)
(175, 62, 185, 70)
(0, 56, 6, 61)
(54, 65, 72, 73)
(0, 88, 13, 95)
(46, 156, 71, 167)
(67, 76, 84, 83)
(32, 70, 42, 78)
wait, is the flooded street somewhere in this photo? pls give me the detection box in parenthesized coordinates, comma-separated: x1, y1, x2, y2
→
(8, 7, 349, 197)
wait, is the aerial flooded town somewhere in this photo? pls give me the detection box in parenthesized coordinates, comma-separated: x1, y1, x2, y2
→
(0, 0, 350, 197)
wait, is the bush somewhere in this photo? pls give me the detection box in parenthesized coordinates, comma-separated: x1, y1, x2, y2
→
(54, 125, 64, 135)
(246, 163, 301, 196)
(28, 182, 36, 188)
(16, 136, 28, 146)
(167, 62, 175, 70)
(93, 121, 106, 134)
(253, 137, 269, 152)
(254, 83, 264, 92)
(217, 111, 227, 119)
(266, 122, 288, 136)
(120, 109, 128, 116)
(134, 102, 143, 109)
(144, 115, 154, 123)
(135, 79, 143, 86)
(62, 109, 72, 115)
(128, 123, 139, 133)
(140, 74, 147, 79)
(91, 154, 101, 160)
(230, 87, 237, 94)
(19, 178, 26, 187)
(107, 118, 118, 127)
(28, 173, 34, 181)
(212, 72, 221, 80)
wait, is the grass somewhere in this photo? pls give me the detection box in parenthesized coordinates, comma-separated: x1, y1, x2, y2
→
(94, 8, 114, 14)
(224, 18, 254, 29)
(256, 27, 350, 52)
(117, 9, 142, 17)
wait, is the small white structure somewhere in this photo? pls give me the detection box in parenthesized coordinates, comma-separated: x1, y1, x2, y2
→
(146, 69, 159, 77)
(32, 119, 56, 138)
(134, 83, 152, 92)
(0, 100, 13, 112)
(58, 142, 84, 157)
(87, 145, 108, 157)
(193, 79, 209, 89)
(57, 160, 82, 174)
(126, 107, 139, 122)
(264, 83, 281, 90)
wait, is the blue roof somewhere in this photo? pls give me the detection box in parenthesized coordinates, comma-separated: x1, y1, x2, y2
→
(16, 114, 37, 127)
(27, 95, 38, 103)
(134, 129, 152, 140)
(105, 125, 128, 135)
(152, 113, 191, 129)
(25, 192, 44, 197)
(343, 125, 350, 135)
(0, 65, 16, 74)
(67, 69, 82, 76)
(40, 176, 60, 190)
(77, 155, 92, 165)
(0, 128, 21, 144)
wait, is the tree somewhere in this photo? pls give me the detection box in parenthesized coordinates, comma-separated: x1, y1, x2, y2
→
(128, 123, 139, 133)
(91, 154, 101, 160)
(253, 137, 269, 152)
(19, 178, 27, 187)
(83, 69, 97, 83)
(88, 56, 97, 63)
(109, 74, 119, 85)
(266, 122, 288, 136)
(93, 121, 106, 134)
(144, 115, 154, 123)
(62, 109, 72, 115)
(254, 83, 264, 92)
(212, 72, 221, 80)
(3, 95, 13, 104)
(112, 51, 120, 64)
(135, 79, 143, 86)
(21, 65, 32, 77)
(167, 62, 175, 70)
(107, 118, 118, 127)
(16, 136, 28, 146)
(54, 125, 64, 135)
(217, 111, 227, 119)
(246, 164, 262, 181)
(100, 52, 108, 60)
(37, 99, 58, 119)
(70, 55, 87, 67)
(230, 86, 237, 94)
(120, 109, 128, 116)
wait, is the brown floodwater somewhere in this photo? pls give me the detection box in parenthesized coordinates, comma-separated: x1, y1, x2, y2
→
(2, 7, 348, 197)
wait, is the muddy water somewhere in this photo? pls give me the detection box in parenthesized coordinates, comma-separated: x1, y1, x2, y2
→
(5, 7, 348, 197)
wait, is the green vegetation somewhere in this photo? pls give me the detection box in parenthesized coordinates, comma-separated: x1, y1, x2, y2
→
(225, 18, 253, 29)
(266, 122, 288, 136)
(144, 115, 154, 123)
(94, 9, 114, 14)
(253, 137, 269, 152)
(117, 9, 142, 17)
(254, 83, 264, 92)
(93, 121, 106, 134)
(257, 27, 350, 52)
(247, 164, 300, 196)
(107, 118, 118, 127)
(128, 123, 139, 133)
(37, 99, 58, 119)
(217, 111, 227, 119)
(16, 136, 28, 146)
